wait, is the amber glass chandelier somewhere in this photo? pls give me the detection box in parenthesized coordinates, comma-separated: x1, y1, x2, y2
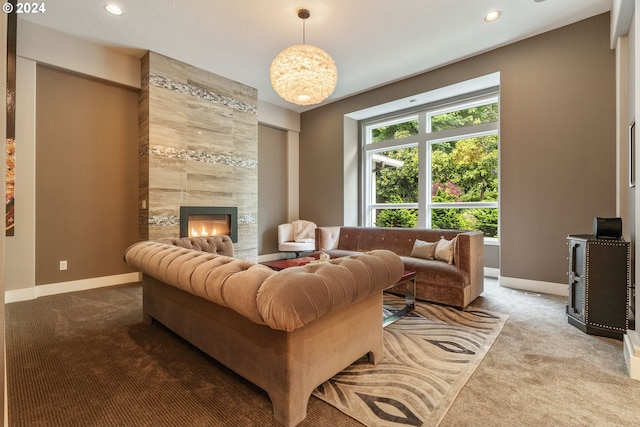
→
(270, 9, 338, 106)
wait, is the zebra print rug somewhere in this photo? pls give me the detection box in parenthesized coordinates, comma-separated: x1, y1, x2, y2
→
(313, 296, 508, 427)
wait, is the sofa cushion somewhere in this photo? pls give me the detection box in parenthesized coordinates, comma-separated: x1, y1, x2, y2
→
(321, 247, 469, 290)
(411, 239, 437, 260)
(435, 236, 456, 264)
(400, 256, 470, 289)
(322, 249, 363, 259)
(257, 250, 403, 331)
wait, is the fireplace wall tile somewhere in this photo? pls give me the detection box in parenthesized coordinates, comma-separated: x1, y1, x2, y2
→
(139, 51, 258, 260)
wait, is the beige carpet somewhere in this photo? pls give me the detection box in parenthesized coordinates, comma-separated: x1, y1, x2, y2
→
(440, 279, 640, 427)
(313, 296, 508, 426)
(7, 280, 640, 426)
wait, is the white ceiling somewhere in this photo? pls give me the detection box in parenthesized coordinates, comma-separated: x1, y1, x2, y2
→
(20, 0, 612, 113)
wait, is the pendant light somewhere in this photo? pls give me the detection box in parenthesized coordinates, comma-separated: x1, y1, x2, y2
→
(270, 9, 338, 106)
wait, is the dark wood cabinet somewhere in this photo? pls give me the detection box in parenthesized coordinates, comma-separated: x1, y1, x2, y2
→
(566, 234, 630, 340)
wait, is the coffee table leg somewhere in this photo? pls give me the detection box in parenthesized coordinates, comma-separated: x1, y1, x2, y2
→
(383, 275, 416, 327)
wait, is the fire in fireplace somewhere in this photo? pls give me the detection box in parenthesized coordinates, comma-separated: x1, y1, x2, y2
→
(179, 206, 238, 243)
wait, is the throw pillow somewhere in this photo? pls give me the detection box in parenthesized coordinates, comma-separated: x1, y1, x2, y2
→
(435, 236, 456, 264)
(292, 219, 316, 242)
(411, 239, 437, 260)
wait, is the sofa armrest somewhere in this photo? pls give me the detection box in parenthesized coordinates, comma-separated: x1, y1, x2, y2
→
(315, 226, 342, 251)
(454, 232, 484, 293)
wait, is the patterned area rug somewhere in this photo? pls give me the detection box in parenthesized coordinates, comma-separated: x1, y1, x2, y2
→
(313, 296, 508, 427)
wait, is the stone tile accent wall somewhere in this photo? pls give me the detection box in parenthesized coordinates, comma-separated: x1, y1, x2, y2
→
(138, 52, 258, 260)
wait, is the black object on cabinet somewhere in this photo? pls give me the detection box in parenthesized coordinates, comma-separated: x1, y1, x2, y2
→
(566, 235, 630, 340)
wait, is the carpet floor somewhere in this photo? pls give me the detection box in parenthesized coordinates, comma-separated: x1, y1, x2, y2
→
(6, 279, 640, 426)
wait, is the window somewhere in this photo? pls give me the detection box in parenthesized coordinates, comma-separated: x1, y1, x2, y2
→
(362, 91, 499, 240)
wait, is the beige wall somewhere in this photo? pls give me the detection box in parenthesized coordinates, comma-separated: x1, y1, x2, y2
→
(256, 101, 301, 259)
(624, 7, 636, 331)
(299, 13, 616, 288)
(17, 20, 139, 88)
(626, 0, 639, 378)
(7, 21, 142, 299)
(258, 124, 288, 254)
(35, 65, 139, 285)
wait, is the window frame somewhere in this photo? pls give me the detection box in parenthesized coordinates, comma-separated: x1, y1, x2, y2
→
(361, 90, 499, 242)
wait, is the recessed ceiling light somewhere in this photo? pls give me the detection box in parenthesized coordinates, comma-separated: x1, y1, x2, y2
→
(104, 3, 124, 16)
(484, 10, 502, 22)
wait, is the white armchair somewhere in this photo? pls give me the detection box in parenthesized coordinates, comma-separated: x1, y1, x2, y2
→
(278, 220, 316, 257)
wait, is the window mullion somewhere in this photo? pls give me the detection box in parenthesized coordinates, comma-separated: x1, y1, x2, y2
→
(431, 202, 499, 208)
(426, 121, 498, 143)
(363, 137, 421, 153)
(418, 111, 429, 228)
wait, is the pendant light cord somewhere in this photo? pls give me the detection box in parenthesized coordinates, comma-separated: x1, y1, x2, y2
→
(298, 8, 310, 45)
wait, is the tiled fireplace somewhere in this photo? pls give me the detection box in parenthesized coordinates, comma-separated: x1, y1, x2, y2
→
(138, 51, 258, 260)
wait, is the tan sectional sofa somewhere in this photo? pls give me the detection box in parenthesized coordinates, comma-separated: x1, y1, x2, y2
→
(314, 226, 484, 308)
(124, 236, 404, 427)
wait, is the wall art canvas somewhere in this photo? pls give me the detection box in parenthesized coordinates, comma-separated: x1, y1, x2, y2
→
(6, 8, 16, 236)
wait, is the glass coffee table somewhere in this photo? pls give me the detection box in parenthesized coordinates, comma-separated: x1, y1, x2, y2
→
(262, 257, 416, 327)
(383, 270, 416, 327)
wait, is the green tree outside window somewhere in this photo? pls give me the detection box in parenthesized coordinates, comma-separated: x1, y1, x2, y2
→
(371, 103, 499, 237)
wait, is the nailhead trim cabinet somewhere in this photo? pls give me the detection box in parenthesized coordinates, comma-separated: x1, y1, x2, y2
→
(566, 234, 630, 340)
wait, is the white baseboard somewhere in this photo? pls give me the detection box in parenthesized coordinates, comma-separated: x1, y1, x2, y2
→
(624, 330, 640, 381)
(5, 287, 37, 304)
(499, 275, 568, 296)
(484, 267, 499, 278)
(5, 272, 141, 303)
